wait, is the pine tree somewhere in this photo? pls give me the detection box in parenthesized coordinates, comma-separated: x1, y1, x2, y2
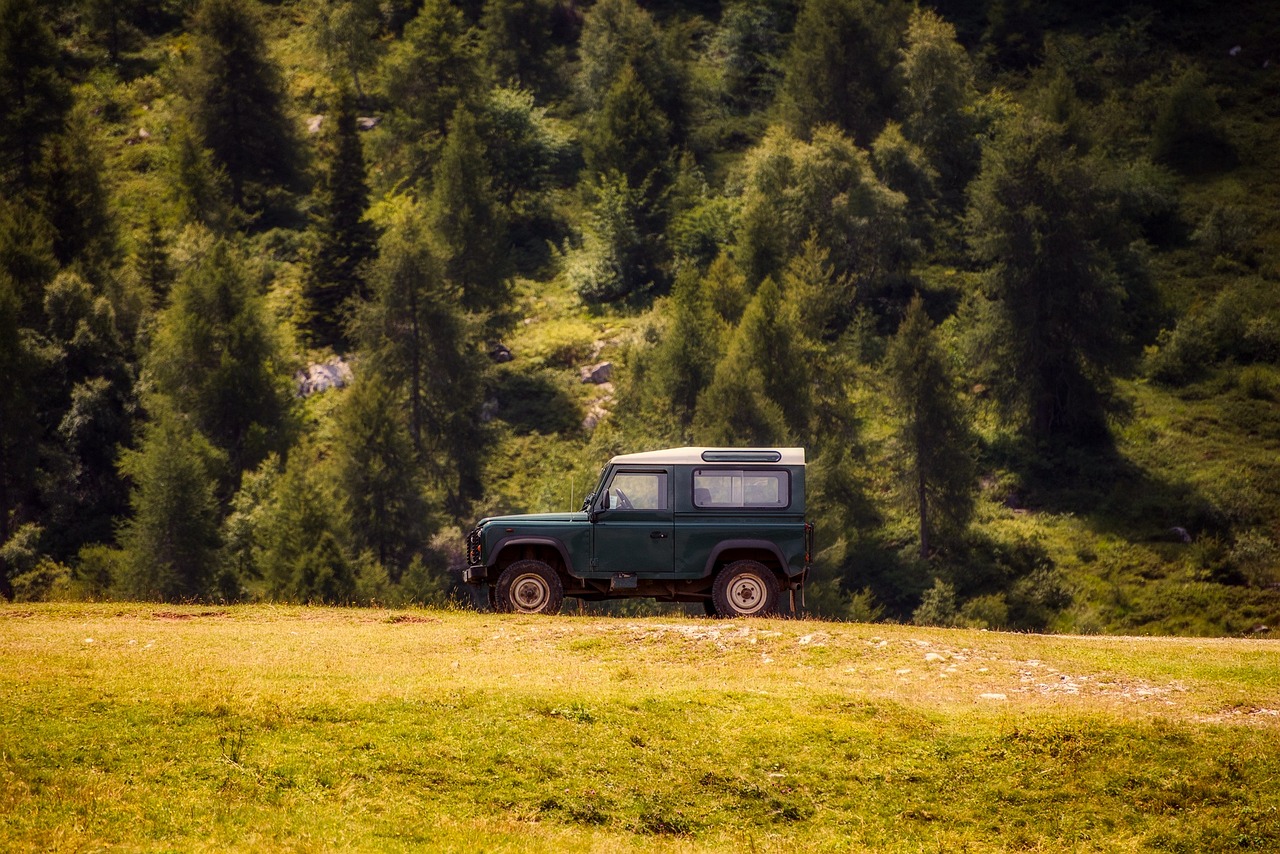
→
(582, 63, 671, 195)
(693, 278, 808, 444)
(779, 0, 906, 145)
(427, 106, 510, 313)
(259, 449, 355, 604)
(117, 405, 223, 601)
(577, 0, 686, 141)
(896, 8, 983, 208)
(480, 0, 559, 93)
(0, 0, 70, 193)
(736, 125, 913, 309)
(187, 0, 299, 216)
(304, 92, 377, 348)
(36, 110, 118, 278)
(308, 0, 381, 100)
(353, 204, 485, 517)
(333, 368, 432, 580)
(883, 295, 975, 559)
(379, 0, 481, 187)
(965, 111, 1135, 443)
(146, 240, 293, 482)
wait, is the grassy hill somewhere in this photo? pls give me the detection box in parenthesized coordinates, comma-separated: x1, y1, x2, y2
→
(3, 604, 1278, 850)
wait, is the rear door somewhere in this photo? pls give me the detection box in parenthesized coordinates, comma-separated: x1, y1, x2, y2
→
(592, 467, 674, 574)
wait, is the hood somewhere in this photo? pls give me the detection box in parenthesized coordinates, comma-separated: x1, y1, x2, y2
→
(477, 511, 590, 526)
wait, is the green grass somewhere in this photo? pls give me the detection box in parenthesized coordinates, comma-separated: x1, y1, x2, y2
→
(3, 605, 1279, 851)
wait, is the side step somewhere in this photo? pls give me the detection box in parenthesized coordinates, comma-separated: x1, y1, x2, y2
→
(610, 573, 638, 590)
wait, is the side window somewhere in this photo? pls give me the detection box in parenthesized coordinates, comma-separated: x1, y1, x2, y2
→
(693, 469, 789, 509)
(607, 472, 667, 511)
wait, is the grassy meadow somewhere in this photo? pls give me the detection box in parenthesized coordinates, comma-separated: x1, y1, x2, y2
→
(2, 604, 1278, 852)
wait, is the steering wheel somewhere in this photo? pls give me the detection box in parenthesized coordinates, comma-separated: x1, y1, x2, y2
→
(613, 488, 634, 510)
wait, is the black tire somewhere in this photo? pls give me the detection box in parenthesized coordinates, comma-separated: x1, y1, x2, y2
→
(702, 598, 718, 617)
(495, 559, 564, 615)
(712, 560, 779, 618)
(486, 584, 498, 611)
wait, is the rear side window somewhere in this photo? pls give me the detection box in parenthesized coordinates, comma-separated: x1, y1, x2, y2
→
(692, 469, 789, 509)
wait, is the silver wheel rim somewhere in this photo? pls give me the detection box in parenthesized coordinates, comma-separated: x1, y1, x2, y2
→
(727, 574, 767, 615)
(511, 573, 550, 612)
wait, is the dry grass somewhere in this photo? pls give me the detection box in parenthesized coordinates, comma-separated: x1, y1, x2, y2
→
(2, 605, 1278, 851)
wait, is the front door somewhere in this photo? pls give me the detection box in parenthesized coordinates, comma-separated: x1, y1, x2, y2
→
(593, 468, 674, 574)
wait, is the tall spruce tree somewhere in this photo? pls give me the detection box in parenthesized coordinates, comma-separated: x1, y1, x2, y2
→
(896, 8, 983, 210)
(379, 0, 481, 188)
(779, 0, 906, 145)
(883, 295, 975, 558)
(427, 106, 509, 313)
(305, 92, 377, 348)
(145, 240, 292, 483)
(0, 0, 70, 193)
(353, 204, 485, 517)
(259, 448, 355, 604)
(117, 405, 224, 601)
(333, 368, 432, 579)
(965, 112, 1134, 443)
(187, 0, 299, 217)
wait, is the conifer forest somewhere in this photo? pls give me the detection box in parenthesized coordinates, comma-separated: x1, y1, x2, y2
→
(2, 0, 1279, 635)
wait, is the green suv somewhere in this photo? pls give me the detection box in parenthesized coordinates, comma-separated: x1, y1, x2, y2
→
(464, 447, 812, 617)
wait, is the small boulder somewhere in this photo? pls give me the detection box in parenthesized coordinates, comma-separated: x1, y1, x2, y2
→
(307, 114, 325, 134)
(580, 361, 613, 384)
(357, 116, 380, 131)
(488, 342, 513, 363)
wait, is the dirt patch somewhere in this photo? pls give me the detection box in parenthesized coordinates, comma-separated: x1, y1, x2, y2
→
(151, 609, 228, 620)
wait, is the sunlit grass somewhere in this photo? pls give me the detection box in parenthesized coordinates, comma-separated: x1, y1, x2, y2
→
(2, 605, 1278, 851)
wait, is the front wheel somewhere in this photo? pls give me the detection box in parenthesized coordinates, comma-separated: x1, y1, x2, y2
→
(712, 560, 779, 618)
(495, 560, 564, 615)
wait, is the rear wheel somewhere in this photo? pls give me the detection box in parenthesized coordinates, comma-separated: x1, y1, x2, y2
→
(712, 560, 779, 618)
(495, 560, 564, 615)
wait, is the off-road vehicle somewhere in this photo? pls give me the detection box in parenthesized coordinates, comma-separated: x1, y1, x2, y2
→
(464, 447, 812, 617)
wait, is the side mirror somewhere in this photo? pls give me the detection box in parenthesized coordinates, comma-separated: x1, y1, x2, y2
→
(601, 490, 611, 510)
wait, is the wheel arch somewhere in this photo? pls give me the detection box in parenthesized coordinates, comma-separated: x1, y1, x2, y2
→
(490, 536, 575, 578)
(703, 540, 787, 581)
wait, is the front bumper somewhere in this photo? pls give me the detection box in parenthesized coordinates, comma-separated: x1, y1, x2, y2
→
(463, 564, 487, 584)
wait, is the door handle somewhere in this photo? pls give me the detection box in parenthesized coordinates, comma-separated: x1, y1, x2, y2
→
(650, 531, 668, 539)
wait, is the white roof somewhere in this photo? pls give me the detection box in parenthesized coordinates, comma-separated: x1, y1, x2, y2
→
(608, 447, 805, 466)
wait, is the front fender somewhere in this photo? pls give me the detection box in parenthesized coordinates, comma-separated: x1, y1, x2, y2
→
(489, 536, 580, 578)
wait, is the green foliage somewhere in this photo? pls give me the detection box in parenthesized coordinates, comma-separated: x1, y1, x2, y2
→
(304, 92, 377, 348)
(428, 105, 510, 312)
(145, 239, 294, 481)
(736, 125, 914, 309)
(378, 0, 480, 188)
(0, 0, 70, 192)
(911, 576, 958, 626)
(258, 448, 355, 604)
(1150, 67, 1234, 174)
(117, 405, 225, 601)
(479, 0, 564, 95)
(355, 202, 486, 516)
(779, 0, 907, 145)
(567, 173, 649, 303)
(883, 295, 976, 557)
(896, 8, 983, 207)
(306, 0, 381, 98)
(186, 0, 301, 220)
(333, 369, 433, 579)
(965, 111, 1140, 443)
(577, 0, 686, 140)
(694, 279, 806, 445)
